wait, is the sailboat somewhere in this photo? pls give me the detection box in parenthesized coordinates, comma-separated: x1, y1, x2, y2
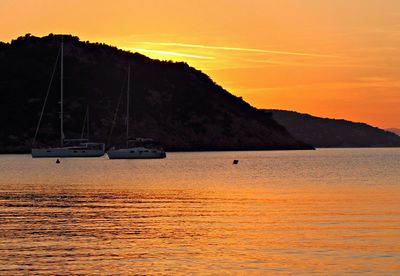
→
(107, 66, 166, 159)
(31, 37, 105, 158)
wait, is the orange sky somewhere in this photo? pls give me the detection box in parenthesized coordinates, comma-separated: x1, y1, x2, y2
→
(1, 0, 399, 128)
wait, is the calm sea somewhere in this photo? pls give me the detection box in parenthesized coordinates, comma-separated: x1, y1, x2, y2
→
(0, 148, 399, 275)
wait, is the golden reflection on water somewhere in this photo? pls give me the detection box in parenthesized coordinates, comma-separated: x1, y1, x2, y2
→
(0, 149, 399, 274)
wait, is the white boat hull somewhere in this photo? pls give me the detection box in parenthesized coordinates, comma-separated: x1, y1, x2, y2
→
(107, 147, 166, 159)
(32, 148, 105, 158)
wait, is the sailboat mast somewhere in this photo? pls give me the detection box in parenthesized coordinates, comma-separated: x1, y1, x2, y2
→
(87, 105, 90, 140)
(80, 105, 89, 140)
(60, 36, 64, 148)
(126, 65, 130, 147)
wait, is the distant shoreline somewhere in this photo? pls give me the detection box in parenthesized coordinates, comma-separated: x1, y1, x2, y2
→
(3, 146, 400, 155)
(1, 148, 314, 155)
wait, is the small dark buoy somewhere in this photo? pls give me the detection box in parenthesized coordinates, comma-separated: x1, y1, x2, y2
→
(56, 159, 60, 164)
(233, 159, 239, 165)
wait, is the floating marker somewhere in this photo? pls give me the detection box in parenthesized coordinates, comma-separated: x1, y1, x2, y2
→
(56, 159, 60, 164)
(233, 159, 239, 165)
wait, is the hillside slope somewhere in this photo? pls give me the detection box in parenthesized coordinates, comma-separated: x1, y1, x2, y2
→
(0, 34, 312, 152)
(266, 110, 400, 147)
(386, 128, 400, 136)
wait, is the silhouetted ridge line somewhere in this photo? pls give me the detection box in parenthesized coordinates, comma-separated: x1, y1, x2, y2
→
(266, 109, 400, 147)
(386, 128, 400, 136)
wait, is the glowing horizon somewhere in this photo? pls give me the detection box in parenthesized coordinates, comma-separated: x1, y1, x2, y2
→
(1, 0, 399, 128)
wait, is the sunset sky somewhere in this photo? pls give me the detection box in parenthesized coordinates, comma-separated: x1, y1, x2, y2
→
(1, 0, 399, 128)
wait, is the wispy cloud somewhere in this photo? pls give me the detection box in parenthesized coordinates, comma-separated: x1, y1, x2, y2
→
(121, 47, 215, 60)
(140, 42, 338, 58)
(261, 79, 400, 92)
(241, 58, 302, 66)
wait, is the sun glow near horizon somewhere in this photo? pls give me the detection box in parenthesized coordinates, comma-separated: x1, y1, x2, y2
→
(1, 0, 400, 128)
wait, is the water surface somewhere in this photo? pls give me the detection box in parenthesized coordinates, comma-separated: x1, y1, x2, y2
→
(0, 149, 399, 274)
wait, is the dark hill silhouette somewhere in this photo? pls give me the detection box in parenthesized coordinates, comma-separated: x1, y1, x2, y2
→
(0, 34, 312, 153)
(266, 109, 400, 147)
